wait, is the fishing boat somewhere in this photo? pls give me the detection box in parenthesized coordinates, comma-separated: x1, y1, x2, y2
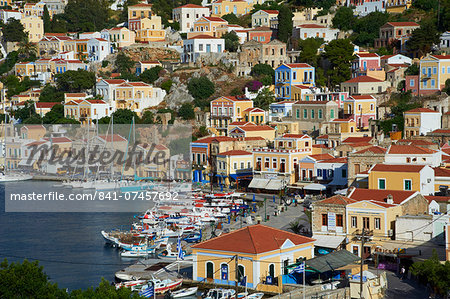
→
(115, 279, 147, 289)
(115, 272, 140, 281)
(0, 173, 33, 182)
(182, 232, 202, 243)
(120, 248, 155, 258)
(171, 286, 198, 298)
(139, 278, 183, 295)
(204, 288, 236, 299)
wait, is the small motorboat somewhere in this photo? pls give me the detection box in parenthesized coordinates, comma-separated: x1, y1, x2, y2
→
(120, 248, 155, 258)
(115, 271, 140, 281)
(204, 288, 236, 299)
(183, 232, 202, 243)
(171, 286, 198, 298)
(245, 293, 264, 299)
(139, 278, 183, 295)
(115, 279, 147, 289)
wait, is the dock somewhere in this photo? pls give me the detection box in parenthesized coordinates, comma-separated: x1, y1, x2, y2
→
(115, 259, 193, 281)
(32, 175, 69, 181)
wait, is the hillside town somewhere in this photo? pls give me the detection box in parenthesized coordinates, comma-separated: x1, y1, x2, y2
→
(0, 0, 450, 298)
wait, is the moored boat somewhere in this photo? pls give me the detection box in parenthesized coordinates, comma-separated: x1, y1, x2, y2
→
(171, 286, 198, 298)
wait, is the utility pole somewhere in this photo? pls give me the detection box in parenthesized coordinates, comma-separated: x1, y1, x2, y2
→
(235, 255, 239, 299)
(359, 228, 365, 299)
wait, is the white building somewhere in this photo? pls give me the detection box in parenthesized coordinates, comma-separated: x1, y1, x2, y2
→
(172, 4, 210, 33)
(251, 9, 278, 28)
(87, 38, 110, 62)
(95, 78, 126, 102)
(440, 31, 450, 49)
(380, 54, 412, 67)
(292, 24, 339, 42)
(79, 32, 101, 39)
(0, 9, 22, 22)
(181, 35, 225, 63)
(385, 144, 442, 167)
(351, 0, 386, 16)
(404, 107, 441, 137)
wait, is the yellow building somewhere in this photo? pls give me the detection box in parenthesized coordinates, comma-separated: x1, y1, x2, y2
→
(228, 124, 275, 140)
(419, 54, 450, 94)
(243, 107, 265, 124)
(14, 62, 35, 77)
(24, 2, 47, 18)
(210, 96, 253, 135)
(216, 149, 252, 187)
(64, 39, 88, 60)
(346, 188, 428, 257)
(251, 133, 313, 187)
(107, 27, 136, 48)
(386, 0, 412, 13)
(20, 16, 43, 43)
(37, 34, 72, 57)
(114, 81, 154, 113)
(434, 167, 450, 192)
(368, 163, 434, 195)
(130, 17, 166, 42)
(192, 224, 315, 292)
(342, 95, 377, 129)
(187, 16, 228, 39)
(20, 125, 46, 140)
(128, 3, 153, 20)
(211, 0, 252, 17)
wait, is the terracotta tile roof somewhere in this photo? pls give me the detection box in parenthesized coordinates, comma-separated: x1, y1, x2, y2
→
(387, 63, 409, 68)
(316, 135, 329, 139)
(176, 4, 204, 8)
(434, 167, 450, 177)
(192, 224, 314, 254)
(284, 63, 312, 68)
(405, 108, 439, 113)
(308, 154, 335, 161)
(431, 129, 450, 134)
(380, 55, 394, 59)
(386, 22, 419, 27)
(353, 146, 387, 154)
(397, 139, 435, 146)
(249, 26, 272, 32)
(343, 75, 384, 83)
(65, 93, 87, 97)
(292, 85, 313, 90)
(424, 195, 450, 203)
(387, 144, 436, 155)
(342, 136, 372, 143)
(240, 137, 265, 141)
(370, 163, 425, 172)
(192, 136, 234, 144)
(347, 142, 372, 147)
(316, 194, 357, 205)
(103, 79, 126, 84)
(35, 102, 60, 109)
(298, 24, 326, 28)
(129, 3, 153, 7)
(348, 188, 417, 205)
(218, 150, 252, 156)
(369, 200, 397, 208)
(261, 9, 279, 14)
(237, 125, 274, 132)
(282, 134, 309, 139)
(319, 157, 347, 163)
(189, 34, 220, 39)
(203, 16, 227, 22)
(313, 144, 327, 148)
(431, 54, 450, 60)
(86, 99, 106, 104)
(348, 95, 376, 100)
(43, 137, 71, 143)
(243, 107, 265, 113)
(356, 53, 379, 58)
(331, 118, 354, 122)
(229, 121, 256, 126)
(220, 96, 251, 102)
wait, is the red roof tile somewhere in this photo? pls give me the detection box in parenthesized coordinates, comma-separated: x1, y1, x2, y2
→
(282, 134, 309, 139)
(285, 63, 312, 68)
(237, 125, 274, 132)
(316, 194, 357, 205)
(344, 75, 384, 83)
(192, 136, 234, 144)
(356, 53, 379, 58)
(387, 144, 435, 155)
(434, 167, 450, 177)
(298, 24, 325, 28)
(405, 108, 439, 113)
(424, 195, 450, 203)
(35, 102, 60, 109)
(203, 16, 227, 22)
(98, 134, 127, 142)
(348, 95, 376, 100)
(175, 4, 204, 8)
(308, 154, 335, 161)
(217, 150, 252, 156)
(370, 163, 425, 173)
(386, 22, 420, 27)
(261, 10, 279, 14)
(192, 224, 314, 254)
(353, 146, 387, 154)
(348, 188, 418, 205)
(342, 136, 372, 143)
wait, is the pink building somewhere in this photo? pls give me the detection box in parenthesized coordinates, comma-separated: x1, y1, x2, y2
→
(352, 53, 381, 73)
(405, 75, 419, 95)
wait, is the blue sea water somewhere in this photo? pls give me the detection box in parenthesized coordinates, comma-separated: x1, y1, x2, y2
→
(0, 181, 146, 291)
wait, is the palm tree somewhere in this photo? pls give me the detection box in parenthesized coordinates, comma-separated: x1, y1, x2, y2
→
(17, 38, 37, 62)
(289, 220, 305, 234)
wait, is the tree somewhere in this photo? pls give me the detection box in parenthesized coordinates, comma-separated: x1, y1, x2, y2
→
(42, 104, 64, 124)
(222, 13, 240, 24)
(298, 38, 324, 67)
(405, 64, 419, 76)
(407, 20, 440, 57)
(110, 109, 138, 124)
(17, 38, 37, 62)
(39, 84, 64, 102)
(0, 51, 18, 75)
(278, 5, 293, 43)
(178, 103, 195, 120)
(323, 39, 354, 88)
(352, 11, 389, 46)
(443, 78, 450, 94)
(222, 31, 240, 52)
(440, 0, 450, 32)
(2, 18, 26, 42)
(188, 76, 215, 100)
(55, 70, 96, 92)
(161, 79, 173, 93)
(412, 0, 439, 11)
(245, 80, 263, 92)
(411, 250, 450, 296)
(332, 6, 355, 31)
(251, 63, 275, 80)
(253, 87, 275, 110)
(62, 0, 111, 32)
(115, 52, 134, 74)
(139, 66, 163, 84)
(43, 5, 51, 33)
(12, 101, 38, 122)
(139, 110, 154, 124)
(3, 75, 40, 98)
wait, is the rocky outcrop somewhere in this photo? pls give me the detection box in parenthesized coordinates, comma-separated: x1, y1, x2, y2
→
(164, 79, 194, 109)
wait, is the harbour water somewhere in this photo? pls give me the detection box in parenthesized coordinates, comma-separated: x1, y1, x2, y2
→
(0, 180, 155, 290)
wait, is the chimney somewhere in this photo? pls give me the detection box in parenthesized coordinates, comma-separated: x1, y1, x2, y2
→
(386, 194, 393, 205)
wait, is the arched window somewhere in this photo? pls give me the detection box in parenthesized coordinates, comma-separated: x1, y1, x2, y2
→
(269, 264, 275, 277)
(206, 261, 214, 279)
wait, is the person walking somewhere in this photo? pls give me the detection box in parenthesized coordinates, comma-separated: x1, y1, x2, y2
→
(400, 265, 406, 280)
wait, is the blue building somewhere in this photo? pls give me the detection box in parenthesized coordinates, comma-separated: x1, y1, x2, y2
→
(275, 63, 315, 100)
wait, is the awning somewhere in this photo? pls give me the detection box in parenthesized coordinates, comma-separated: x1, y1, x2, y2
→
(304, 183, 327, 191)
(248, 178, 269, 189)
(306, 250, 360, 273)
(312, 235, 346, 249)
(265, 179, 283, 190)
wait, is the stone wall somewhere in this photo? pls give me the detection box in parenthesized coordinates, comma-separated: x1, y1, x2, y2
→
(347, 152, 385, 186)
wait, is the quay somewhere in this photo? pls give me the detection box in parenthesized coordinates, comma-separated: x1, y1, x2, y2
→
(32, 175, 69, 181)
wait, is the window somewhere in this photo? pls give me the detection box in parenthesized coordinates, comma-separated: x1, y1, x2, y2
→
(264, 158, 269, 168)
(199, 44, 203, 51)
(410, 79, 414, 87)
(220, 263, 228, 280)
(433, 67, 437, 74)
(311, 109, 315, 119)
(268, 264, 275, 277)
(237, 265, 245, 283)
(272, 158, 277, 169)
(337, 214, 343, 227)
(374, 218, 381, 230)
(322, 214, 328, 226)
(363, 217, 370, 230)
(318, 109, 323, 119)
(303, 109, 307, 119)
(358, 104, 362, 112)
(378, 178, 386, 190)
(330, 109, 335, 119)
(342, 168, 347, 178)
(351, 216, 357, 228)
(370, 104, 374, 111)
(431, 79, 435, 87)
(206, 262, 214, 279)
(404, 179, 412, 191)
